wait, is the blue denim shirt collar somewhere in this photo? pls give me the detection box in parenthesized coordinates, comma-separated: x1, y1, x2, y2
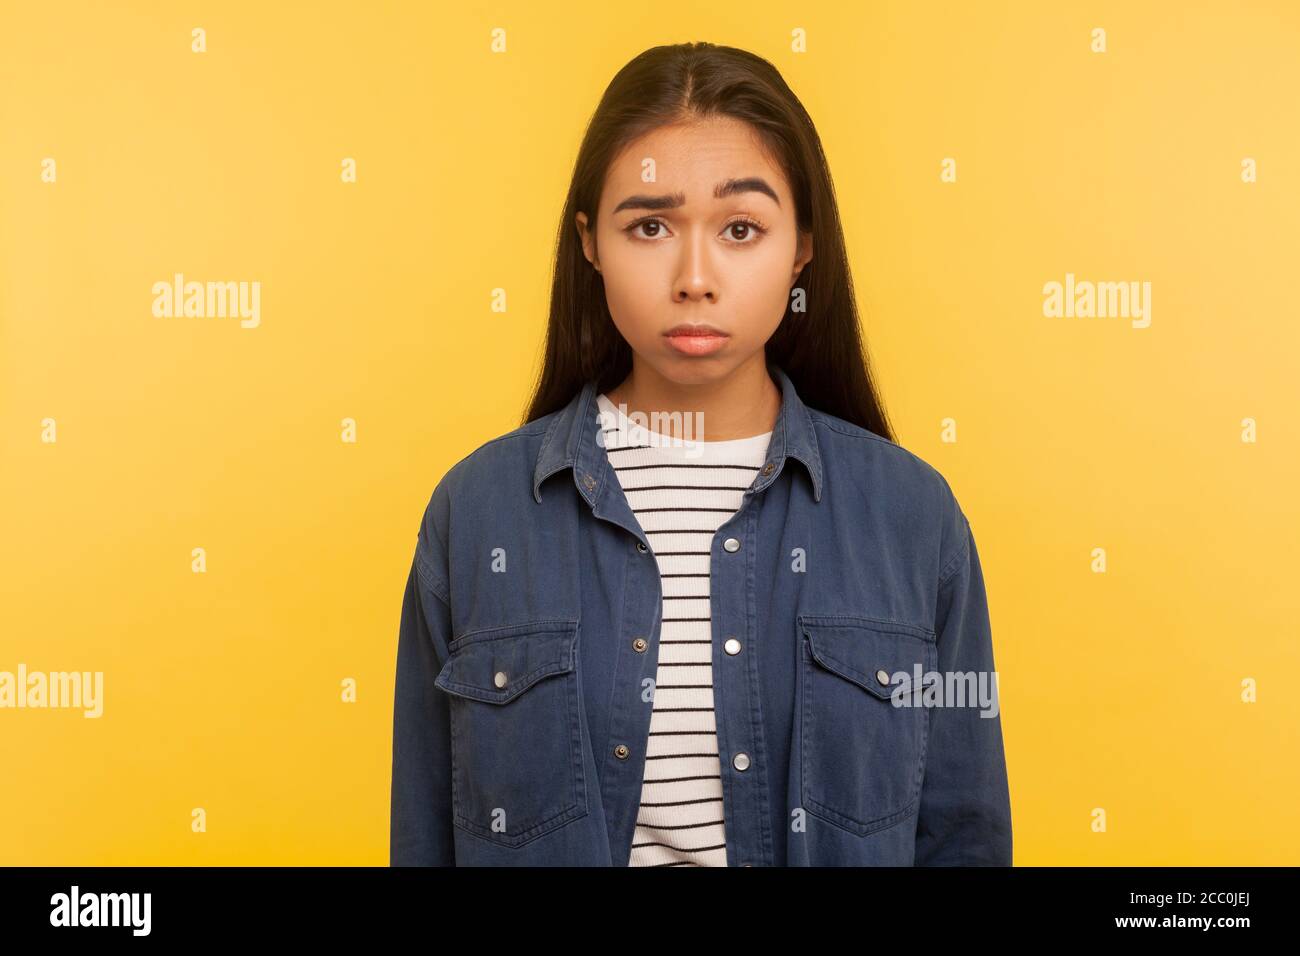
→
(532, 362, 824, 505)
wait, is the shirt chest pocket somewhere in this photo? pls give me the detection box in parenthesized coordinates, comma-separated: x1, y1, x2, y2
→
(798, 615, 937, 836)
(434, 619, 589, 847)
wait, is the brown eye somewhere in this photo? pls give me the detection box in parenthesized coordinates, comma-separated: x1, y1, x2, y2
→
(724, 218, 767, 243)
(640, 221, 663, 238)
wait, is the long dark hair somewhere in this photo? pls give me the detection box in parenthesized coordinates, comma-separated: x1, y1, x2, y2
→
(522, 41, 895, 443)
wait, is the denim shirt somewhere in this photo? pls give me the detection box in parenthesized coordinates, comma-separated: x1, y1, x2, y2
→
(390, 363, 1012, 866)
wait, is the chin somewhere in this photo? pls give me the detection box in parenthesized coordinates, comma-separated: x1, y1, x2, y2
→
(653, 354, 736, 387)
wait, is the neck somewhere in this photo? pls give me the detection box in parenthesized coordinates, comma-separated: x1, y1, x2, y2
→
(604, 354, 780, 442)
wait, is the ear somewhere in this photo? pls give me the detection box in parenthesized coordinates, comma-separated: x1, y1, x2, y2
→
(575, 211, 601, 273)
(791, 230, 813, 285)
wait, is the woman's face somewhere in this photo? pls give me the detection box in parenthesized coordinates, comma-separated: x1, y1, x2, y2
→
(576, 115, 813, 387)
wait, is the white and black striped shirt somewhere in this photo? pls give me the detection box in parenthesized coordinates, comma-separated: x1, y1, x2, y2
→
(596, 392, 773, 867)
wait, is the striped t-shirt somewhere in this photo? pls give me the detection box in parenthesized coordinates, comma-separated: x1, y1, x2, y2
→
(596, 392, 773, 867)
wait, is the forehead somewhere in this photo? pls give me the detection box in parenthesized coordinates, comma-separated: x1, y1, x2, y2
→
(602, 116, 790, 207)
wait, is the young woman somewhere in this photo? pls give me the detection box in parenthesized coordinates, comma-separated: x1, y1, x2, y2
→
(391, 42, 1011, 867)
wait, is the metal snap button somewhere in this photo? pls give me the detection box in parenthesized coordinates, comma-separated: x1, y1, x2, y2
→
(875, 668, 890, 686)
(632, 637, 648, 653)
(732, 752, 750, 771)
(723, 537, 740, 553)
(761, 462, 775, 476)
(637, 541, 648, 553)
(724, 638, 741, 655)
(494, 671, 508, 688)
(615, 744, 630, 759)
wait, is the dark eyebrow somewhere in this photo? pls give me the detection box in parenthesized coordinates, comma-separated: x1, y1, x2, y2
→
(611, 177, 781, 214)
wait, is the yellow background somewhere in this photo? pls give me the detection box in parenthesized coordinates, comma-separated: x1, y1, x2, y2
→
(2, 0, 1297, 865)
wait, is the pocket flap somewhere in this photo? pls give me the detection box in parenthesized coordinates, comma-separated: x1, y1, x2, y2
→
(800, 616, 934, 701)
(435, 619, 578, 705)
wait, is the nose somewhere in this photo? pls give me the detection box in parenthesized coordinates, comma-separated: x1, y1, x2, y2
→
(673, 228, 717, 302)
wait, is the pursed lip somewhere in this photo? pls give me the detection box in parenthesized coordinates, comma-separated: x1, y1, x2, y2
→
(663, 323, 729, 337)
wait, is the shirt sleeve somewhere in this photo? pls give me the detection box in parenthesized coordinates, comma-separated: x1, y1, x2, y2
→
(913, 513, 1013, 865)
(389, 529, 456, 866)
